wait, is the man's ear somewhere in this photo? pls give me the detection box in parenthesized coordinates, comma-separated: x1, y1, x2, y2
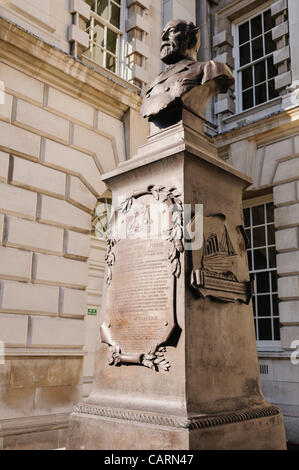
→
(188, 36, 197, 49)
(188, 27, 200, 51)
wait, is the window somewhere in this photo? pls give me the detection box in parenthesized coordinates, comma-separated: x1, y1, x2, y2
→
(243, 201, 280, 344)
(84, 0, 124, 75)
(236, 8, 279, 112)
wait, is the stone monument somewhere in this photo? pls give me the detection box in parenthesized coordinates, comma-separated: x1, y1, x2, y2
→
(67, 20, 287, 450)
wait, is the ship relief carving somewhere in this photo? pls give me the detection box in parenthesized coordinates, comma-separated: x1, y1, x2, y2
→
(190, 213, 251, 303)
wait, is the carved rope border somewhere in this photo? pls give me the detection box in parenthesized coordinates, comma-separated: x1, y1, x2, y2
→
(73, 403, 280, 430)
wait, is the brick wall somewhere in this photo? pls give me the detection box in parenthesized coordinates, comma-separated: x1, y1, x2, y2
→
(0, 61, 124, 448)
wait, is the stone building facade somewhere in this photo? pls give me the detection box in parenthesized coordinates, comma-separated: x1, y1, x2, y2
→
(0, 0, 298, 449)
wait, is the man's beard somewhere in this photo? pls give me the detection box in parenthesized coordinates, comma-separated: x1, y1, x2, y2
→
(160, 42, 182, 65)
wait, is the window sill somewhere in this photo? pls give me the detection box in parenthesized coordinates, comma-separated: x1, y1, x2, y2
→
(80, 53, 141, 93)
(258, 350, 292, 359)
(220, 96, 282, 133)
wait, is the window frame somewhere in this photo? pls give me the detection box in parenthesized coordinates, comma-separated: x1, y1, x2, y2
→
(243, 195, 282, 352)
(84, 0, 127, 78)
(232, 3, 279, 114)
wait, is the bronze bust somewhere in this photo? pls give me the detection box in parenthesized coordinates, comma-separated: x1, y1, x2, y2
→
(141, 19, 234, 127)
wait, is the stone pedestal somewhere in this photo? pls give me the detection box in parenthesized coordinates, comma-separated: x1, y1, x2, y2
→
(67, 112, 286, 450)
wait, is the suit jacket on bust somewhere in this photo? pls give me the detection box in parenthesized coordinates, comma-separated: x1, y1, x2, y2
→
(141, 59, 234, 121)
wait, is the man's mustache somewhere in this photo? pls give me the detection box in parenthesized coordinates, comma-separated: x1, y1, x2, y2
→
(160, 42, 175, 52)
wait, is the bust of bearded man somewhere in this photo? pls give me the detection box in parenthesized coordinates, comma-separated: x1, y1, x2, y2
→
(141, 19, 234, 127)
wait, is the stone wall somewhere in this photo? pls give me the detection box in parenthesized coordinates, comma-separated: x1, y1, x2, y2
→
(215, 121, 299, 443)
(0, 0, 71, 53)
(0, 23, 136, 446)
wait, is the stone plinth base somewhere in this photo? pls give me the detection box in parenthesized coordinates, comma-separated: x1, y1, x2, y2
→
(68, 404, 286, 450)
(67, 116, 287, 451)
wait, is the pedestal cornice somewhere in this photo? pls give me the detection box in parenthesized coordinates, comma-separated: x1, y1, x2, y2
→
(102, 122, 252, 186)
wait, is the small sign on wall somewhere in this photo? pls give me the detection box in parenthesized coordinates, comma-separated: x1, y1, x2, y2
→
(87, 308, 97, 316)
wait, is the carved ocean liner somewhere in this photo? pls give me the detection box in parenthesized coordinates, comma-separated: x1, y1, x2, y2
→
(190, 214, 251, 303)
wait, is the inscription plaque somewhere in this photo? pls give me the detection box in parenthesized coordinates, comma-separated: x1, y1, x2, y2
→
(100, 185, 183, 371)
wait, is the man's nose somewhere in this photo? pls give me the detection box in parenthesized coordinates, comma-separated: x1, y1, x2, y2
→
(161, 30, 168, 41)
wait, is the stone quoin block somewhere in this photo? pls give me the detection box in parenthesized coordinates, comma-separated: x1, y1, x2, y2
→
(65, 230, 90, 259)
(46, 87, 94, 128)
(279, 301, 299, 324)
(275, 71, 292, 91)
(275, 204, 299, 228)
(43, 139, 105, 196)
(67, 176, 97, 212)
(278, 276, 299, 300)
(29, 317, 85, 348)
(68, 25, 89, 49)
(0, 246, 32, 281)
(273, 182, 297, 205)
(273, 159, 299, 185)
(260, 139, 293, 187)
(69, 0, 91, 20)
(61, 288, 87, 318)
(33, 253, 88, 289)
(212, 30, 233, 48)
(0, 63, 44, 105)
(0, 182, 37, 219)
(0, 281, 59, 315)
(273, 46, 290, 66)
(14, 100, 69, 144)
(280, 326, 299, 350)
(294, 136, 299, 155)
(272, 21, 289, 41)
(277, 251, 299, 275)
(0, 314, 28, 346)
(0, 213, 4, 244)
(275, 227, 298, 252)
(72, 124, 117, 173)
(0, 151, 10, 182)
(0, 93, 13, 122)
(126, 12, 149, 34)
(0, 121, 40, 159)
(271, 0, 287, 17)
(6, 216, 64, 255)
(38, 195, 91, 232)
(214, 97, 235, 115)
(11, 156, 66, 198)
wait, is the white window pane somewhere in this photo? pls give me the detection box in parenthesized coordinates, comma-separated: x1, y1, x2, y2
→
(86, 0, 96, 11)
(239, 21, 249, 44)
(243, 88, 254, 110)
(237, 9, 278, 111)
(255, 82, 267, 105)
(107, 29, 118, 54)
(243, 203, 279, 341)
(110, 2, 121, 28)
(251, 14, 262, 39)
(240, 43, 251, 66)
(254, 61, 266, 85)
(97, 0, 109, 19)
(106, 52, 116, 72)
(93, 21, 105, 47)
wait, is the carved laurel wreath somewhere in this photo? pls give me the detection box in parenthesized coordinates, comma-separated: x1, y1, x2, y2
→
(105, 184, 184, 287)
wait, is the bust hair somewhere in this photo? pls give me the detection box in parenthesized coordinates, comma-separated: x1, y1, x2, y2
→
(186, 21, 200, 50)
